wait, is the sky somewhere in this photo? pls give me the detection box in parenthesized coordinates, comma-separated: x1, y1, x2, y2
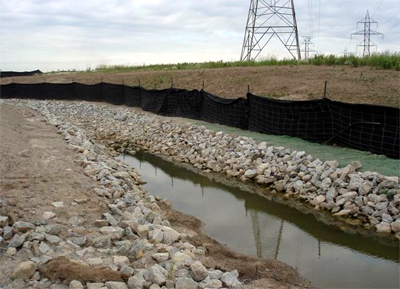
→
(0, 0, 399, 72)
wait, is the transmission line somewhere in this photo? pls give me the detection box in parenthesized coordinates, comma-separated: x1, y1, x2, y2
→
(371, 0, 384, 17)
(384, 19, 400, 35)
(317, 0, 321, 49)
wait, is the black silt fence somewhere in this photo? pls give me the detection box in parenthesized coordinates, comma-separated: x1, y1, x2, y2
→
(124, 86, 142, 107)
(1, 82, 399, 159)
(140, 88, 168, 114)
(201, 91, 248, 129)
(73, 83, 102, 102)
(0, 83, 16, 98)
(14, 83, 47, 100)
(161, 89, 203, 119)
(247, 93, 330, 142)
(45, 83, 75, 100)
(102, 83, 125, 105)
(326, 100, 400, 159)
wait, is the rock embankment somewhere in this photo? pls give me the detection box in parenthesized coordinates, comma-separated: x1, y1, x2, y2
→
(0, 100, 247, 289)
(3, 99, 400, 239)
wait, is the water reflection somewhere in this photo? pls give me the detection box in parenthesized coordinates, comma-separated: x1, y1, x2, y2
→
(117, 152, 400, 288)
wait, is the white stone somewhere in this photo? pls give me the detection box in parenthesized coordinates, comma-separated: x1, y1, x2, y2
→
(390, 220, 400, 233)
(43, 211, 56, 220)
(105, 281, 129, 289)
(190, 261, 208, 281)
(69, 280, 84, 289)
(376, 222, 391, 233)
(52, 202, 64, 208)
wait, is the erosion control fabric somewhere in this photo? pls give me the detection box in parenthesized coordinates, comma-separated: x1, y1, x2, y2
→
(0, 82, 398, 159)
(0, 70, 43, 78)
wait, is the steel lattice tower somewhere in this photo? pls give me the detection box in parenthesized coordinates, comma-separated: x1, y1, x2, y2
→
(302, 36, 314, 59)
(351, 10, 383, 56)
(240, 0, 301, 61)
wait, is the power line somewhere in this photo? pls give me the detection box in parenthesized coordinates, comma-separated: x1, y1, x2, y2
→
(376, 20, 400, 44)
(371, 0, 384, 17)
(380, 12, 399, 27)
(384, 19, 400, 35)
(317, 0, 321, 49)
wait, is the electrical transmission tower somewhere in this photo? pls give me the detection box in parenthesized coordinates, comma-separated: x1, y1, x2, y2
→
(240, 0, 301, 61)
(351, 10, 383, 56)
(301, 36, 315, 59)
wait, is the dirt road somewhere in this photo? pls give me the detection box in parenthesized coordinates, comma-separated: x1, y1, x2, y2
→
(1, 65, 399, 106)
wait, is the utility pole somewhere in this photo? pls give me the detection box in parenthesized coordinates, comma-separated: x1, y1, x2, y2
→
(302, 36, 315, 59)
(240, 0, 301, 61)
(351, 10, 383, 56)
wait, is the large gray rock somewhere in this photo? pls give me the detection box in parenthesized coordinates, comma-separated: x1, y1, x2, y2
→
(348, 174, 363, 191)
(244, 169, 257, 179)
(13, 221, 35, 232)
(208, 270, 223, 280)
(105, 281, 129, 289)
(376, 222, 391, 233)
(390, 220, 400, 233)
(162, 227, 180, 245)
(0, 215, 9, 227)
(12, 261, 37, 280)
(128, 272, 145, 289)
(3, 226, 13, 239)
(8, 234, 25, 248)
(190, 261, 208, 281)
(93, 235, 112, 248)
(199, 278, 222, 288)
(45, 224, 61, 235)
(69, 280, 84, 289)
(45, 234, 61, 244)
(148, 229, 163, 243)
(320, 178, 332, 189)
(175, 277, 198, 289)
(152, 253, 169, 263)
(146, 264, 167, 286)
(382, 213, 393, 223)
(339, 192, 358, 202)
(87, 283, 105, 289)
(221, 270, 241, 288)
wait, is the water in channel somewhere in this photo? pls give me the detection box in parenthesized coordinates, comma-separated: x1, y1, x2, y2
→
(117, 151, 400, 289)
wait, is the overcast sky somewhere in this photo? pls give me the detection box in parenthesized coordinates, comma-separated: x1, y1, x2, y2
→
(0, 0, 399, 72)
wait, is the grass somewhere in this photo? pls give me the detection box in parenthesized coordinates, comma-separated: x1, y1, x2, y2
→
(91, 52, 400, 73)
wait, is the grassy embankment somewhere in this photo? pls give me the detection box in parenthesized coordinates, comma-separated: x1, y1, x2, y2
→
(91, 52, 400, 73)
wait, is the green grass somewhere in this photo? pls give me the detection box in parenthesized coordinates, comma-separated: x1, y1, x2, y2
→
(91, 52, 400, 73)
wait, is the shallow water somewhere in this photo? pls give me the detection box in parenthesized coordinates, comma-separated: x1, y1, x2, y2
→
(117, 152, 400, 289)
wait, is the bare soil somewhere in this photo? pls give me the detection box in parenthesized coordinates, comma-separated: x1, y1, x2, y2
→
(0, 104, 316, 288)
(0, 104, 109, 283)
(1, 66, 399, 107)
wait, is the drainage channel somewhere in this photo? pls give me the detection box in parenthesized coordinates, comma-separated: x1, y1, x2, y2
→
(117, 151, 400, 289)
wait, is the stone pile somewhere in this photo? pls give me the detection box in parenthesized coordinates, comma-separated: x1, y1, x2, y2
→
(0, 99, 244, 289)
(2, 99, 400, 238)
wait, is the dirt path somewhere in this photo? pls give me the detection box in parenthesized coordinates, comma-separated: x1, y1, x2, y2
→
(1, 65, 399, 106)
(0, 104, 109, 283)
